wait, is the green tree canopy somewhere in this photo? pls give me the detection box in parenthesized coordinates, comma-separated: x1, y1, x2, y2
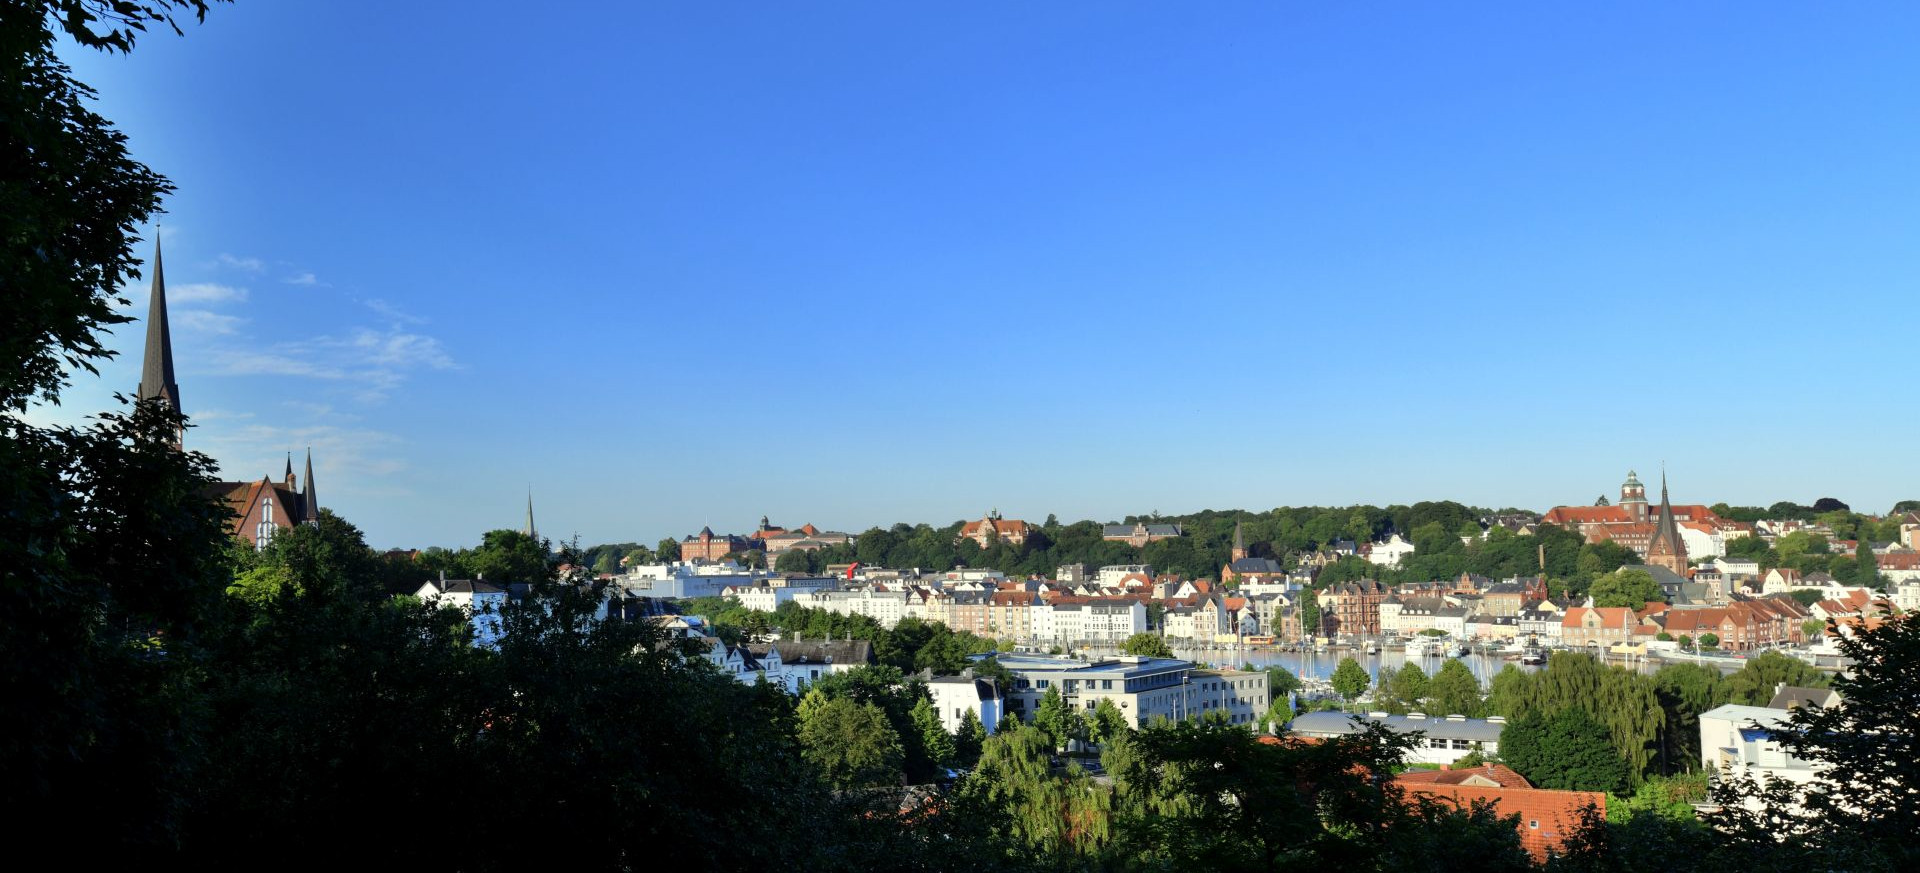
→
(1499, 707, 1631, 794)
(1589, 568, 1662, 609)
(800, 697, 905, 789)
(1120, 632, 1174, 659)
(1425, 658, 1484, 718)
(1330, 657, 1371, 701)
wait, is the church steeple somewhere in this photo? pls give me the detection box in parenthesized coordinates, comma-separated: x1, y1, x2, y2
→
(1645, 467, 1689, 575)
(524, 490, 537, 541)
(137, 237, 181, 419)
(1231, 521, 1247, 562)
(303, 448, 318, 526)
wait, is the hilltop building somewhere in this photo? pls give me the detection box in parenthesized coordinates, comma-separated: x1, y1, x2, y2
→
(958, 510, 1032, 548)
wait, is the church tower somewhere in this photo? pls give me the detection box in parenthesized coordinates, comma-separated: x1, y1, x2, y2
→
(136, 238, 183, 445)
(1620, 470, 1648, 523)
(303, 448, 319, 528)
(1644, 471, 1689, 575)
(1231, 521, 1248, 562)
(138, 237, 328, 547)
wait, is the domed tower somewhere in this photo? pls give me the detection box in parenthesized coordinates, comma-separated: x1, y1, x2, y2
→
(1620, 470, 1649, 523)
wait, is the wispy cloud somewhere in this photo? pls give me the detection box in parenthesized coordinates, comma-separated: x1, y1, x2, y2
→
(210, 326, 458, 403)
(172, 282, 249, 304)
(197, 421, 414, 495)
(284, 272, 322, 286)
(364, 298, 427, 325)
(175, 310, 246, 334)
(349, 329, 456, 371)
(216, 253, 265, 273)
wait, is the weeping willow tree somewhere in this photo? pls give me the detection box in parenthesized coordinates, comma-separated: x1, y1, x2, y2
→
(1489, 652, 1664, 783)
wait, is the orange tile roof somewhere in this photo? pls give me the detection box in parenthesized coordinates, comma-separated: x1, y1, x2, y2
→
(1396, 763, 1533, 789)
(1399, 781, 1604, 862)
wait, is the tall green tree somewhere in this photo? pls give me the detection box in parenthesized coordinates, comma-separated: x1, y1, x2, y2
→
(911, 696, 955, 771)
(1089, 698, 1131, 747)
(1032, 686, 1073, 750)
(953, 708, 988, 766)
(1385, 662, 1431, 714)
(1, 0, 234, 854)
(1499, 707, 1630, 794)
(799, 697, 905, 789)
(1330, 657, 1371, 701)
(1714, 613, 1920, 869)
(1425, 658, 1484, 717)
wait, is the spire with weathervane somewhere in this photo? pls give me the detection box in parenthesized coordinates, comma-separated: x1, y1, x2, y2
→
(137, 237, 182, 444)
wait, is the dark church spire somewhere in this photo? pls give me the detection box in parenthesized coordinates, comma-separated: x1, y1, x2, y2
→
(524, 490, 536, 541)
(303, 448, 318, 526)
(137, 237, 181, 415)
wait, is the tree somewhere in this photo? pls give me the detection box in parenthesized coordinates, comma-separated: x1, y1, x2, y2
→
(1698, 633, 1719, 650)
(1589, 568, 1662, 609)
(1088, 698, 1130, 747)
(1032, 687, 1072, 750)
(1385, 662, 1430, 714)
(953, 708, 988, 766)
(1300, 589, 1322, 637)
(1811, 497, 1850, 513)
(774, 549, 813, 573)
(1854, 539, 1878, 587)
(2, 0, 234, 852)
(1425, 658, 1484, 717)
(1330, 657, 1370, 701)
(1727, 614, 1920, 868)
(1120, 632, 1174, 659)
(1499, 707, 1630, 794)
(911, 696, 955, 772)
(1724, 650, 1826, 705)
(1263, 666, 1301, 700)
(799, 697, 904, 788)
(655, 537, 681, 562)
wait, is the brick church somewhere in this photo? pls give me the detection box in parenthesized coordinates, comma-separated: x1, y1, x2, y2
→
(137, 240, 322, 549)
(1542, 470, 1697, 576)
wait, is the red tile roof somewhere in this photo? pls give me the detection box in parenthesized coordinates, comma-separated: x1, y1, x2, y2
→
(1396, 763, 1533, 789)
(1398, 780, 1604, 862)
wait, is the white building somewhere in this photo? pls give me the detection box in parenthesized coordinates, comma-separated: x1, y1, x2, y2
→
(1699, 703, 1820, 792)
(1097, 564, 1155, 587)
(1292, 712, 1506, 766)
(1892, 580, 1920, 612)
(415, 578, 508, 647)
(926, 674, 1003, 736)
(1367, 534, 1417, 568)
(621, 561, 774, 599)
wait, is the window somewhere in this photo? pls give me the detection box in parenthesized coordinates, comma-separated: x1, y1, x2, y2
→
(1102, 680, 1113, 690)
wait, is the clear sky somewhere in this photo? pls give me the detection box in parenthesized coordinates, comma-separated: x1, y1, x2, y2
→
(32, 2, 1920, 549)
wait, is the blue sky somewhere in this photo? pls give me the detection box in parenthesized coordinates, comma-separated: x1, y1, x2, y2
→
(33, 2, 1920, 548)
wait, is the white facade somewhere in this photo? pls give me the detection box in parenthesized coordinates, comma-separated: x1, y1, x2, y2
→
(1893, 581, 1920, 611)
(1699, 704, 1821, 793)
(1097, 564, 1154, 587)
(926, 675, 1002, 736)
(1679, 526, 1725, 559)
(1367, 534, 1417, 568)
(415, 579, 508, 647)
